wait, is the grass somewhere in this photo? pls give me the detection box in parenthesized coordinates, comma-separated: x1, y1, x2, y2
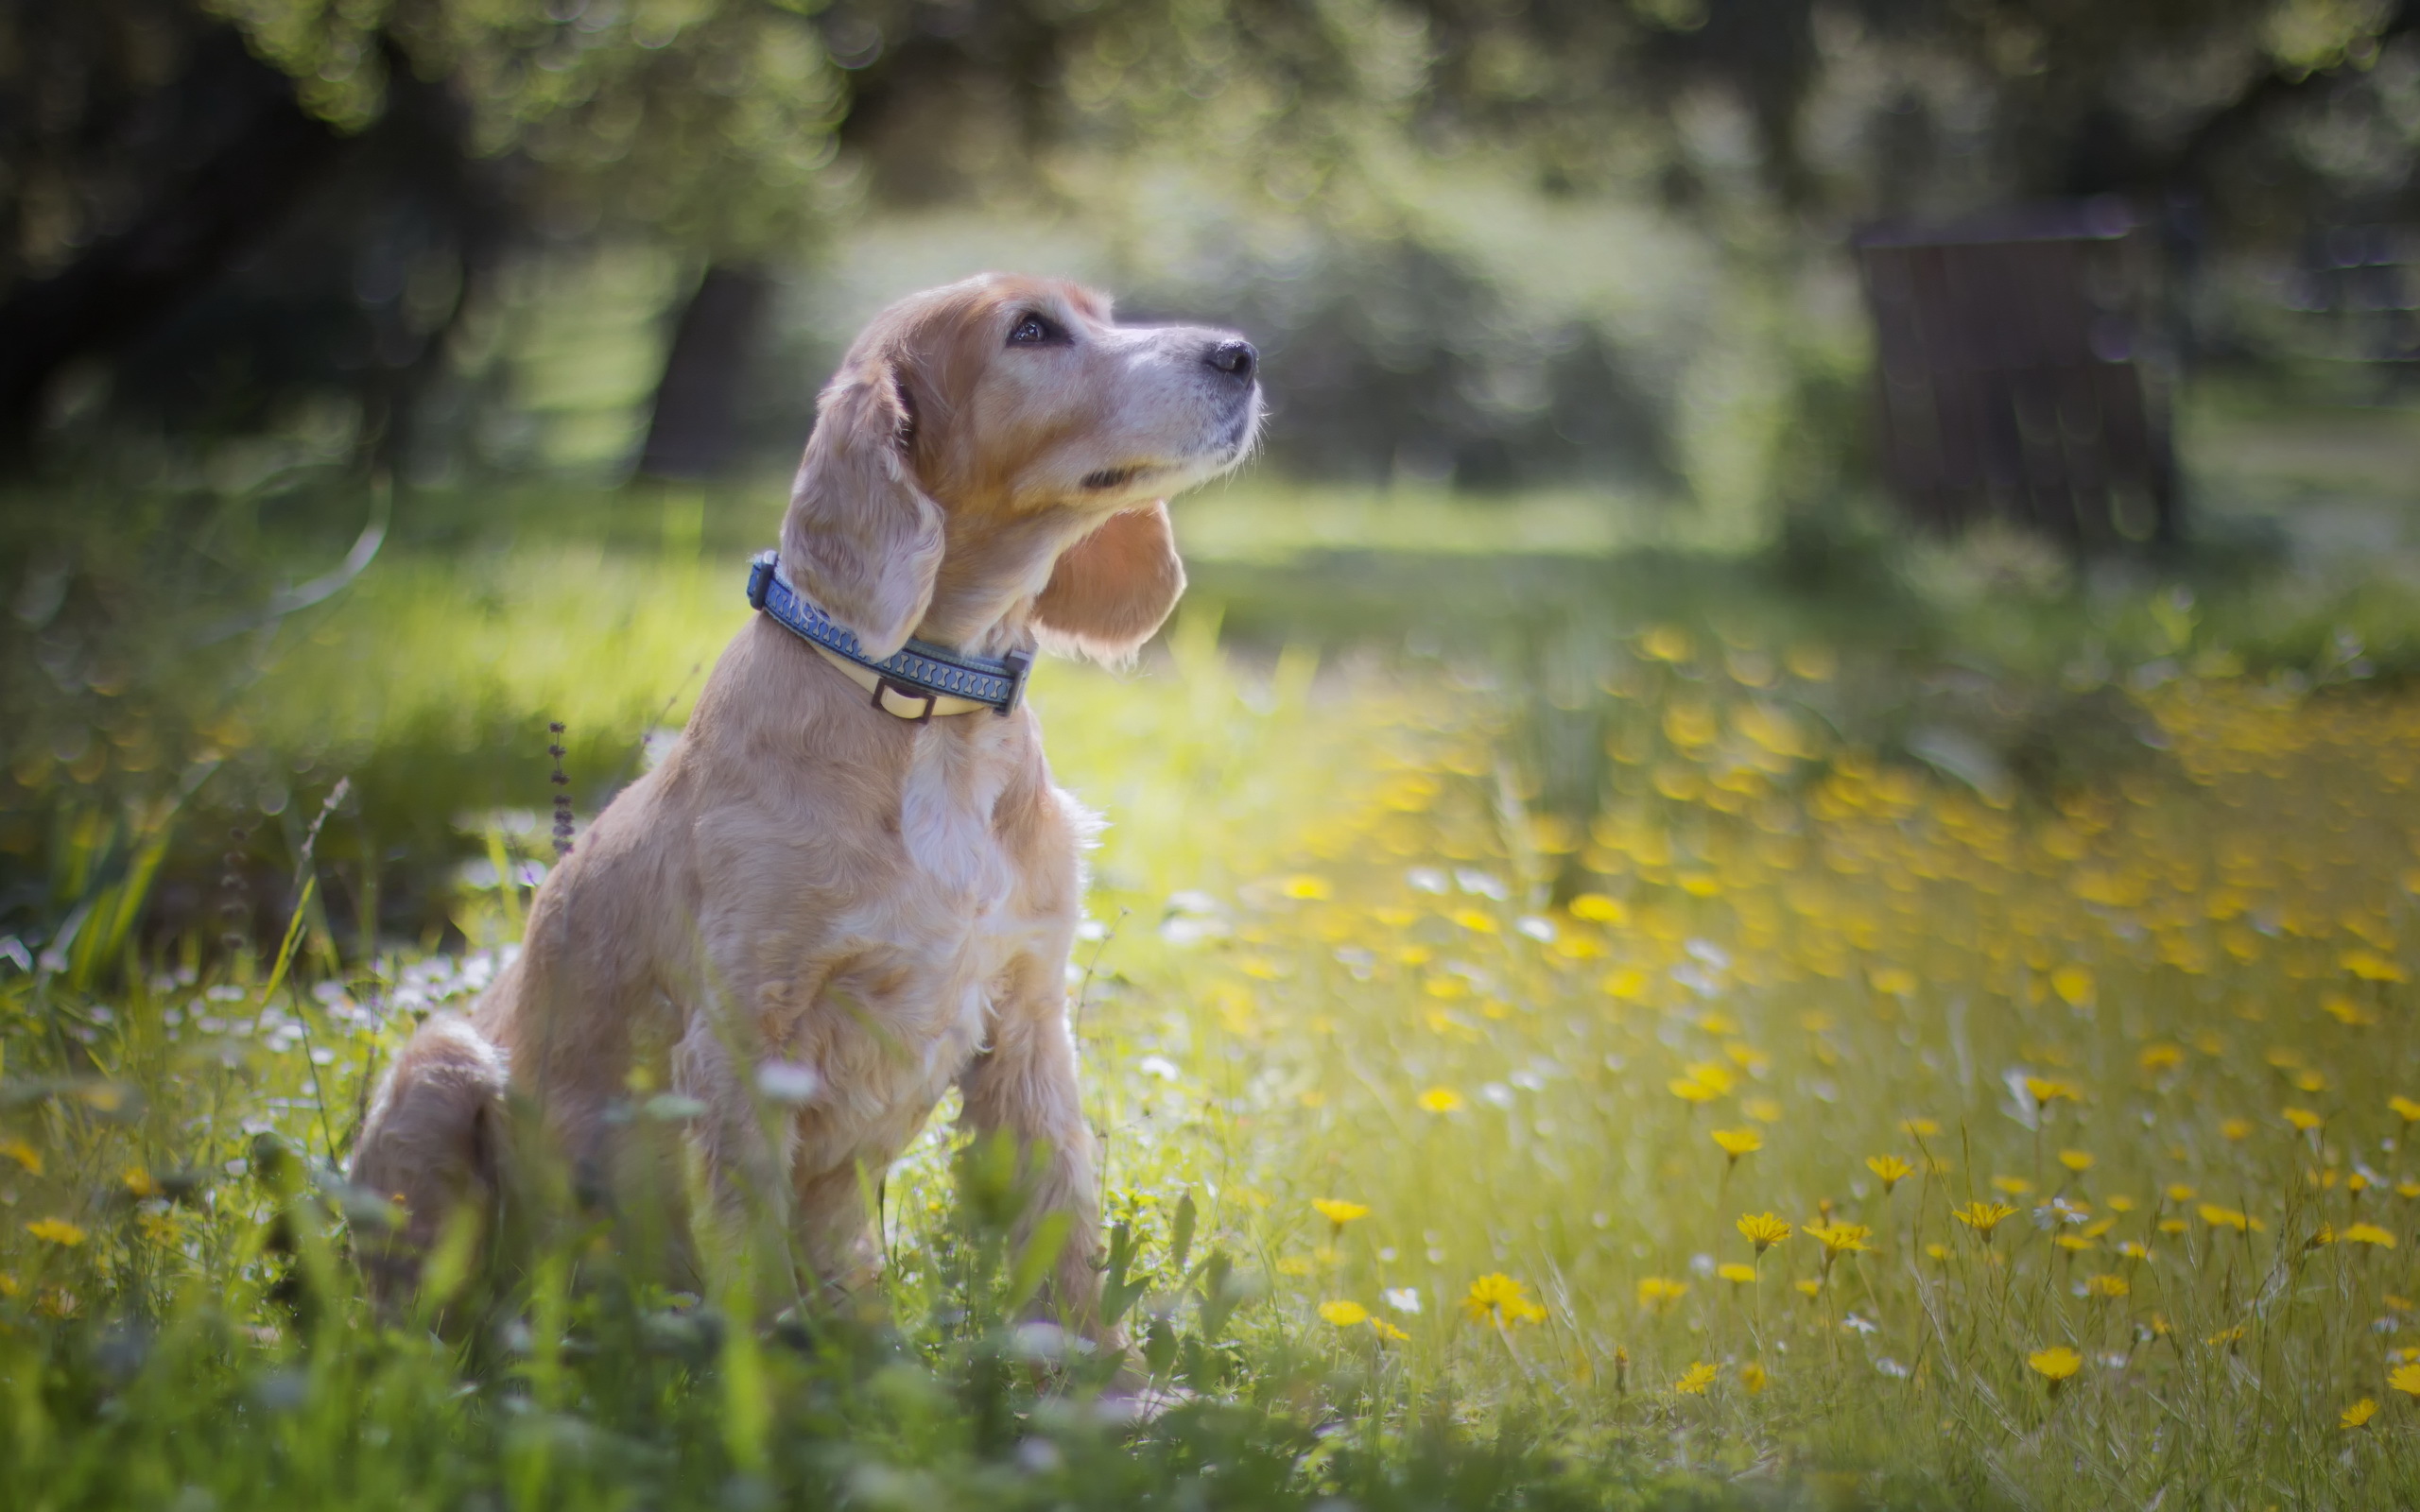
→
(8, 432, 2420, 1507)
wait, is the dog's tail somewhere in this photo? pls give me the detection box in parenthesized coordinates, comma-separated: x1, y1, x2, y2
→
(349, 1012, 510, 1301)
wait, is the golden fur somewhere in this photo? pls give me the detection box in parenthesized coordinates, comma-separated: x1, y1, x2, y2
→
(352, 274, 1261, 1335)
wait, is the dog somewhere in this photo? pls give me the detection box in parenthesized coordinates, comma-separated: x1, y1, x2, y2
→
(351, 273, 1261, 1339)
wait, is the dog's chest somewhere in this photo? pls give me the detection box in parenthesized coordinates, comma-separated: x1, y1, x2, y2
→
(773, 724, 1041, 1152)
(896, 719, 1021, 917)
(876, 722, 1033, 1052)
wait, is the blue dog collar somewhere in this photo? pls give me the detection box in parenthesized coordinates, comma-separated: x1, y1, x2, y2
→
(747, 551, 1030, 719)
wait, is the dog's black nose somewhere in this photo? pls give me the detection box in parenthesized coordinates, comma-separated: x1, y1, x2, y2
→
(1206, 338, 1257, 381)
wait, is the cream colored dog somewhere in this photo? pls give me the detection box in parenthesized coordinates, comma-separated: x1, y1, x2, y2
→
(352, 274, 1261, 1334)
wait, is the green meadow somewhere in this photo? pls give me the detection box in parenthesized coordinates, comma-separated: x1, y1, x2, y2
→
(9, 395, 2420, 1509)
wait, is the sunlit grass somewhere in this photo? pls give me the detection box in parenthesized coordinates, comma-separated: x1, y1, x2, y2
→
(10, 520, 2420, 1504)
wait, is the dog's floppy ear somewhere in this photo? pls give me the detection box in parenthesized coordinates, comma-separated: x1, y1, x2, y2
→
(779, 354, 945, 662)
(1031, 502, 1186, 663)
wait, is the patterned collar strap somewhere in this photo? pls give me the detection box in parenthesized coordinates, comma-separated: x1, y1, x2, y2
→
(747, 551, 1030, 721)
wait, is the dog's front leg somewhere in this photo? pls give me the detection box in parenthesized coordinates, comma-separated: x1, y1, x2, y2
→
(670, 1014, 795, 1287)
(959, 952, 1105, 1340)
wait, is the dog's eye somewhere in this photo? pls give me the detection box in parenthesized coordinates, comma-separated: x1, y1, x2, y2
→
(1007, 312, 1063, 347)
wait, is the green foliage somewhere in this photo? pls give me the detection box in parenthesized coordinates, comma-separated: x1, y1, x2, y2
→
(204, 0, 848, 256)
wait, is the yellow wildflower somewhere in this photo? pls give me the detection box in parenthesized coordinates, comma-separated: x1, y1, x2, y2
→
(1805, 1221, 1872, 1257)
(1869, 966, 1918, 996)
(25, 1219, 85, 1247)
(2027, 1346, 2083, 1383)
(122, 1167, 161, 1199)
(1640, 625, 1694, 662)
(1601, 969, 1651, 1001)
(2343, 1398, 2378, 1429)
(2391, 1362, 2420, 1399)
(2283, 1107, 2323, 1133)
(1672, 1362, 1719, 1395)
(1312, 1199, 1370, 1227)
(1368, 1316, 1409, 1343)
(2025, 1077, 2083, 1107)
(2200, 1204, 2261, 1233)
(1318, 1300, 1371, 1327)
(2057, 1149, 2094, 1173)
(1867, 1155, 1913, 1193)
(1793, 1279, 1822, 1299)
(1668, 1078, 1720, 1106)
(1952, 1201, 2017, 1238)
(1738, 1361, 1769, 1394)
(2392, 1095, 2420, 1125)
(1568, 894, 1628, 924)
(1280, 874, 1332, 901)
(2221, 1118, 2253, 1141)
(1710, 1127, 1762, 1161)
(0, 1139, 39, 1177)
(1636, 1276, 1689, 1310)
(2343, 1223, 2396, 1248)
(1743, 1098, 1783, 1124)
(1737, 1211, 1792, 1253)
(1417, 1087, 1464, 1114)
(1901, 1117, 1942, 1139)
(2084, 1274, 2129, 1298)
(2342, 950, 2407, 983)
(1718, 1263, 1756, 1285)
(1682, 1061, 1737, 1095)
(2325, 994, 2377, 1026)
(2049, 966, 2095, 1007)
(1462, 1273, 1547, 1327)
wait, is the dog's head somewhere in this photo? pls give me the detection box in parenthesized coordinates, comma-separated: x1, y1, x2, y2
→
(780, 273, 1262, 664)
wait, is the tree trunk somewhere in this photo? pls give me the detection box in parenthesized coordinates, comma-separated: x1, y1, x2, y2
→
(638, 264, 774, 480)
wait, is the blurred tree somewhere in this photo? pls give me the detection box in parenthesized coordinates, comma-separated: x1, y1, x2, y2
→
(0, 0, 843, 471)
(0, 0, 2412, 478)
(821, 0, 2418, 232)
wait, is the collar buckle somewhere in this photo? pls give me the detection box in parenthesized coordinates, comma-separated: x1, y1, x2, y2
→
(872, 677, 938, 723)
